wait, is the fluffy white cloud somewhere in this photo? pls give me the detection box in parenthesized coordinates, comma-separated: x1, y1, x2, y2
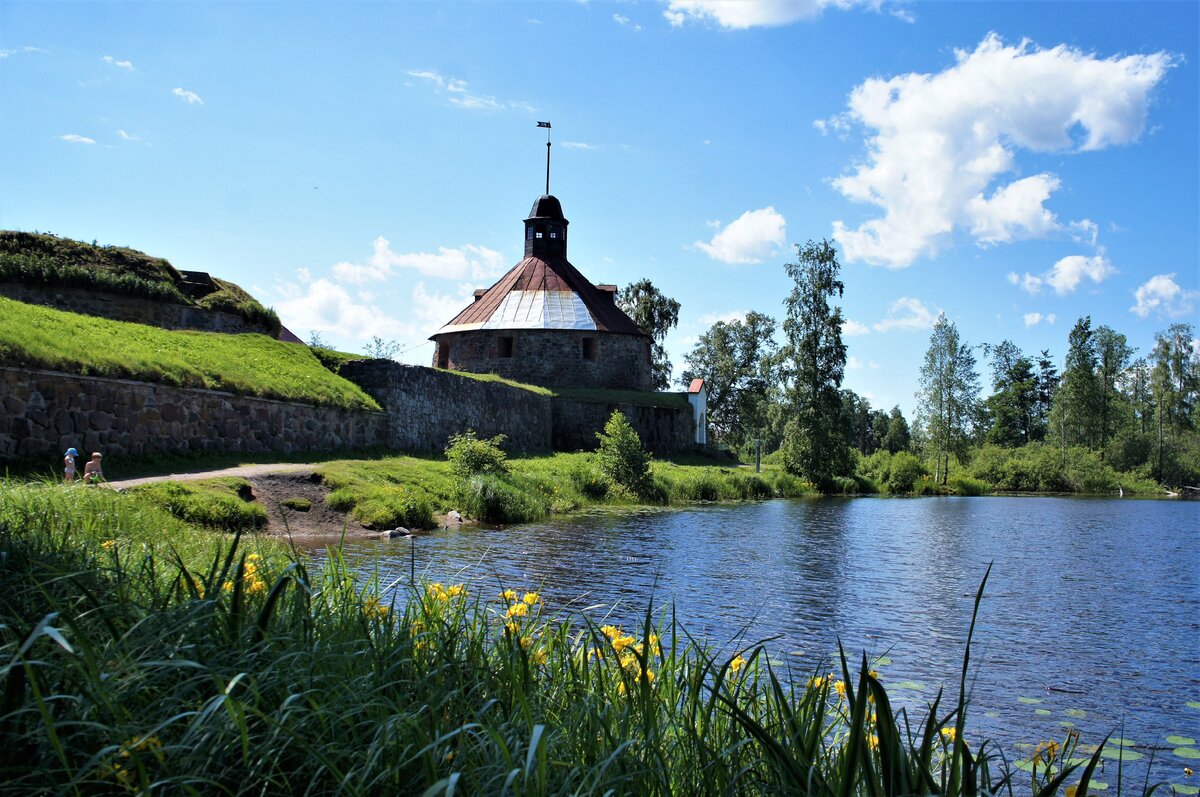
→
(412, 282, 477, 327)
(693, 207, 786, 264)
(828, 34, 1174, 267)
(275, 278, 411, 341)
(873, 297, 936, 332)
(842, 319, 871, 336)
(562, 141, 598, 150)
(1130, 273, 1199, 319)
(172, 87, 203, 105)
(664, 0, 856, 29)
(1018, 253, 1116, 296)
(59, 134, 95, 144)
(332, 237, 507, 284)
(102, 55, 134, 70)
(613, 13, 642, 31)
(697, 310, 747, 327)
(1023, 312, 1056, 327)
(117, 129, 140, 141)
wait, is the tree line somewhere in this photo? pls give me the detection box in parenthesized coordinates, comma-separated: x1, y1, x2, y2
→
(629, 242, 1198, 493)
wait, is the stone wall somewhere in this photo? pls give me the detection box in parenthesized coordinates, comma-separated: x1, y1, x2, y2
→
(432, 329, 652, 391)
(339, 360, 553, 453)
(0, 367, 387, 461)
(551, 397, 695, 455)
(0, 283, 272, 336)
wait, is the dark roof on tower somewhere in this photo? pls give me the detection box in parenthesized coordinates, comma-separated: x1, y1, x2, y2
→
(528, 195, 564, 220)
(432, 254, 645, 336)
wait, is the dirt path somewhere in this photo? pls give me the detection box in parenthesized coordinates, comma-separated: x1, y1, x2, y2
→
(108, 463, 381, 538)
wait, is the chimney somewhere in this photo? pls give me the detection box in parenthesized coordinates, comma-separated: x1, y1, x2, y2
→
(473, 288, 486, 302)
(597, 284, 617, 303)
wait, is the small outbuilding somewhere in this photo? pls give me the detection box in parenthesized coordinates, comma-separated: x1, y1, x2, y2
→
(430, 194, 653, 390)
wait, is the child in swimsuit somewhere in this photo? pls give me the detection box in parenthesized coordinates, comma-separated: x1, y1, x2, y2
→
(63, 448, 78, 482)
(83, 452, 104, 485)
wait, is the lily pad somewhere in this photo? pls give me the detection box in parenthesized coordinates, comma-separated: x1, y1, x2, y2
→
(1175, 747, 1200, 760)
(872, 656, 893, 667)
(1186, 701, 1200, 711)
(1089, 781, 1109, 791)
(1172, 784, 1199, 796)
(1100, 747, 1144, 762)
(891, 680, 926, 691)
(1065, 708, 1087, 719)
(1018, 697, 1043, 704)
(1166, 735, 1197, 746)
(1035, 708, 1052, 716)
(1110, 737, 1137, 747)
(1058, 721, 1076, 728)
(985, 711, 999, 718)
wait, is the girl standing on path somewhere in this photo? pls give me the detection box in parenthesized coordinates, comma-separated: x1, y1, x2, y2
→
(63, 448, 78, 482)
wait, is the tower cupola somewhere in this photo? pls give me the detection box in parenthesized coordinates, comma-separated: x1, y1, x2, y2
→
(524, 194, 569, 258)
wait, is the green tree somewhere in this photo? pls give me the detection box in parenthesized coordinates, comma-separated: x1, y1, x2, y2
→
(779, 240, 851, 489)
(617, 279, 681, 391)
(1094, 325, 1134, 458)
(1150, 323, 1198, 485)
(1050, 317, 1101, 449)
(364, 336, 401, 360)
(1033, 348, 1058, 441)
(595, 410, 653, 496)
(882, 405, 912, 454)
(916, 314, 981, 484)
(679, 311, 777, 450)
(983, 340, 1037, 447)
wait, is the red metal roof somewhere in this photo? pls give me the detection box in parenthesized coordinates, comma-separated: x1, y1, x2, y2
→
(435, 255, 646, 336)
(688, 378, 705, 394)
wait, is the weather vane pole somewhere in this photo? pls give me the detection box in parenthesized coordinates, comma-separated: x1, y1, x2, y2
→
(537, 121, 552, 194)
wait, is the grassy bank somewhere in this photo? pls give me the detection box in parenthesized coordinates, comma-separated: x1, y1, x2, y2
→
(0, 481, 1113, 795)
(0, 297, 379, 411)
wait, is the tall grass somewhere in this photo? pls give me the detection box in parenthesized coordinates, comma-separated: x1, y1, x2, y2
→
(0, 482, 1115, 795)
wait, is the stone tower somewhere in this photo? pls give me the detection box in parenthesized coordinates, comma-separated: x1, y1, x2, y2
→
(430, 194, 652, 390)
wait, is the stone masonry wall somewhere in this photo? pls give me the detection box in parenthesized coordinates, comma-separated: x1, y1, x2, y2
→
(551, 397, 695, 455)
(432, 329, 652, 391)
(339, 360, 553, 453)
(0, 283, 272, 335)
(0, 367, 387, 462)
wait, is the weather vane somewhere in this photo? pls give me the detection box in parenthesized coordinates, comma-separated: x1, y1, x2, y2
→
(537, 121, 552, 195)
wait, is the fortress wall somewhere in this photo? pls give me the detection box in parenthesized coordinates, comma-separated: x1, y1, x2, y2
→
(0, 366, 387, 462)
(0, 284, 272, 336)
(551, 397, 695, 455)
(339, 360, 553, 453)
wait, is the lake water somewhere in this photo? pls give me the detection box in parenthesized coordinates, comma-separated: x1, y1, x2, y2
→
(306, 496, 1200, 787)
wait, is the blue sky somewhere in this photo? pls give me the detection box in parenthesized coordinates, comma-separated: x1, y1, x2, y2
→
(2, 1, 1196, 416)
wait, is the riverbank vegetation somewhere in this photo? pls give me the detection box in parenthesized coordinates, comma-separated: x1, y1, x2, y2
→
(680, 241, 1198, 495)
(2, 480, 1120, 795)
(0, 297, 379, 411)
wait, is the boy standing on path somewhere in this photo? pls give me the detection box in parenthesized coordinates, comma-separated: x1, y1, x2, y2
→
(63, 448, 78, 482)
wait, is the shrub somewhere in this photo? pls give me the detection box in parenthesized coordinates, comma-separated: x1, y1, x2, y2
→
(887, 451, 927, 494)
(595, 410, 652, 496)
(130, 481, 267, 531)
(568, 461, 610, 500)
(456, 474, 548, 524)
(445, 431, 509, 480)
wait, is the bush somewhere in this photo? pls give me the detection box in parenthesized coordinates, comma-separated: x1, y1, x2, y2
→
(595, 411, 652, 496)
(568, 461, 611, 500)
(456, 473, 548, 524)
(886, 451, 927, 494)
(445, 431, 509, 480)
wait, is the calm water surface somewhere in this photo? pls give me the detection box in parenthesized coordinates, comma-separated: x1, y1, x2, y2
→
(305, 496, 1199, 784)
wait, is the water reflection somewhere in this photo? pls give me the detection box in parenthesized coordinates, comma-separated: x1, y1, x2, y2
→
(304, 495, 1199, 784)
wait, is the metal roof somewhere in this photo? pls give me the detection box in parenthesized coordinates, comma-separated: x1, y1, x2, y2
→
(432, 255, 646, 337)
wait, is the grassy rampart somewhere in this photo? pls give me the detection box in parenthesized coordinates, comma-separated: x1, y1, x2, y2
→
(0, 297, 380, 411)
(0, 481, 1112, 795)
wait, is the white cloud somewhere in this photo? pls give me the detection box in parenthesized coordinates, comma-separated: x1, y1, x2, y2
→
(0, 46, 43, 59)
(842, 319, 870, 336)
(117, 129, 140, 141)
(275, 278, 410, 341)
(102, 55, 134, 70)
(1130, 273, 1199, 319)
(664, 0, 860, 29)
(848, 356, 882, 370)
(873, 297, 936, 332)
(828, 34, 1175, 267)
(693, 206, 786, 264)
(1018, 253, 1116, 296)
(562, 141, 598, 150)
(613, 13, 642, 31)
(59, 134, 95, 144)
(405, 68, 533, 113)
(332, 237, 508, 284)
(697, 310, 747, 327)
(1023, 312, 1056, 327)
(412, 282, 477, 327)
(172, 87, 203, 105)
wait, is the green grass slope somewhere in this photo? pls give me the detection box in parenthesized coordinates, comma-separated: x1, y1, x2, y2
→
(0, 297, 380, 411)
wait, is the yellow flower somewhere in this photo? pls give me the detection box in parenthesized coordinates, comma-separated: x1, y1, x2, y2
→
(363, 597, 390, 620)
(531, 649, 548, 665)
(940, 727, 957, 743)
(222, 580, 235, 593)
(522, 591, 540, 605)
(1065, 786, 1078, 797)
(446, 583, 466, 598)
(730, 655, 747, 674)
(648, 634, 661, 656)
(611, 634, 636, 652)
(246, 578, 267, 597)
(600, 625, 621, 639)
(505, 621, 520, 635)
(834, 680, 847, 699)
(499, 589, 518, 602)
(409, 620, 425, 637)
(506, 602, 529, 618)
(807, 674, 829, 690)
(101, 539, 117, 551)
(868, 734, 880, 751)
(247, 553, 262, 562)
(868, 670, 879, 680)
